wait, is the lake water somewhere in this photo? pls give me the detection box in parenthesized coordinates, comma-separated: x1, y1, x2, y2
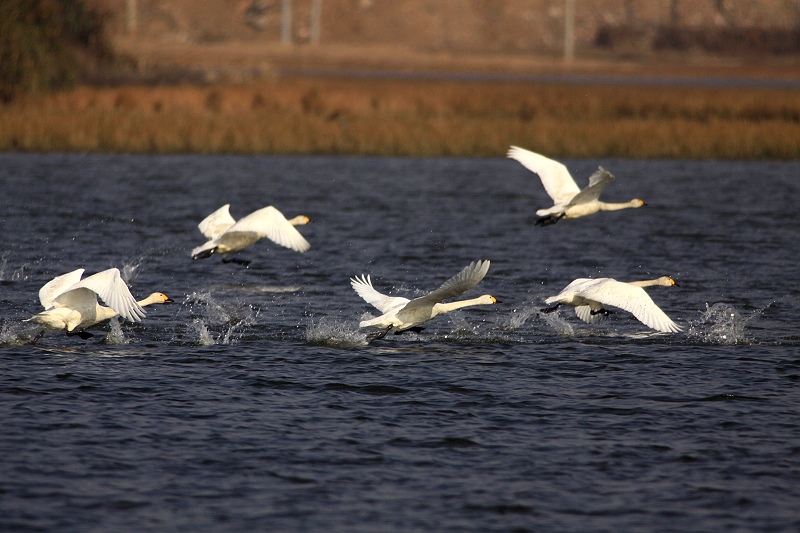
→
(1, 153, 798, 532)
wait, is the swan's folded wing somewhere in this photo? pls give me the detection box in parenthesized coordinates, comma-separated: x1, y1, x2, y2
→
(575, 304, 605, 324)
(198, 204, 236, 239)
(210, 231, 261, 253)
(544, 277, 603, 305)
(231, 206, 310, 252)
(63, 268, 146, 323)
(507, 146, 580, 205)
(350, 274, 409, 314)
(568, 167, 615, 206)
(423, 260, 490, 303)
(578, 280, 681, 333)
(38, 268, 85, 309)
(52, 287, 103, 316)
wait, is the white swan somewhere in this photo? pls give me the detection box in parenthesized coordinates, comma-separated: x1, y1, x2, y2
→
(543, 276, 681, 333)
(351, 260, 498, 340)
(26, 268, 173, 342)
(191, 204, 310, 263)
(507, 145, 645, 226)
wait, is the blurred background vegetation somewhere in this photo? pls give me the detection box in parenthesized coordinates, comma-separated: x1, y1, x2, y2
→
(0, 0, 113, 101)
(1, 0, 798, 158)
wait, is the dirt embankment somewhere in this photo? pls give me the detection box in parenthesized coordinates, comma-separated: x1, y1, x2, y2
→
(101, 0, 800, 84)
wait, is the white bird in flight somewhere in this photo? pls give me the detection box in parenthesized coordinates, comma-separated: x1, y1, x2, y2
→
(543, 276, 681, 333)
(26, 268, 173, 342)
(507, 145, 645, 226)
(191, 204, 310, 265)
(351, 260, 498, 341)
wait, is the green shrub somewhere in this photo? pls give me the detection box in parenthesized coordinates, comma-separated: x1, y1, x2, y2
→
(0, 0, 112, 101)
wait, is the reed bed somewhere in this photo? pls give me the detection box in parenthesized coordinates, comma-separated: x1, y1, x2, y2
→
(1, 76, 799, 159)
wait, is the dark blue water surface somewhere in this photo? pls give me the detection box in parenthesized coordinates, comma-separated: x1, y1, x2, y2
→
(1, 153, 799, 532)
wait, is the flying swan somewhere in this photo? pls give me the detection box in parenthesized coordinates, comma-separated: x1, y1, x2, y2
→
(507, 145, 645, 226)
(26, 268, 173, 342)
(543, 276, 681, 333)
(191, 204, 310, 264)
(351, 260, 498, 341)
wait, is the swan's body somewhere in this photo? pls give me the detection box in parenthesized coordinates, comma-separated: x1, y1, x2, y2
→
(191, 204, 310, 260)
(26, 268, 173, 340)
(351, 260, 497, 338)
(544, 276, 681, 333)
(507, 146, 645, 225)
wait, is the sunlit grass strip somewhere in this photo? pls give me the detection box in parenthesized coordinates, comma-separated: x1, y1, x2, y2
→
(1, 78, 799, 159)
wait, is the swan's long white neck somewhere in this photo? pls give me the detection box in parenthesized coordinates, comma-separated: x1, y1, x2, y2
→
(288, 215, 310, 226)
(598, 199, 644, 212)
(628, 277, 674, 288)
(95, 305, 120, 322)
(137, 293, 166, 307)
(433, 295, 495, 315)
(98, 293, 164, 320)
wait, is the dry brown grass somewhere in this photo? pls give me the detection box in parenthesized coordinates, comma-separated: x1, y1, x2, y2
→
(2, 76, 799, 159)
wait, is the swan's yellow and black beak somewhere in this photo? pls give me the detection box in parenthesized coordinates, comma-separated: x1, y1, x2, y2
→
(162, 294, 174, 303)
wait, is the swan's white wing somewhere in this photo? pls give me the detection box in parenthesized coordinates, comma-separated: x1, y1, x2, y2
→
(229, 206, 310, 252)
(568, 167, 615, 206)
(38, 268, 85, 309)
(350, 274, 410, 314)
(577, 279, 681, 333)
(507, 146, 580, 205)
(198, 204, 236, 239)
(421, 260, 491, 303)
(57, 268, 145, 323)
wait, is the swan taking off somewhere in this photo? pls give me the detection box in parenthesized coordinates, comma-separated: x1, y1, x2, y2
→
(191, 204, 310, 263)
(350, 260, 498, 340)
(543, 276, 681, 333)
(26, 268, 173, 342)
(507, 145, 645, 226)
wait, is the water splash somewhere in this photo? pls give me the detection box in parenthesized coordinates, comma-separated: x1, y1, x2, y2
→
(541, 311, 576, 336)
(189, 318, 217, 346)
(445, 314, 484, 338)
(496, 305, 540, 330)
(121, 262, 142, 284)
(103, 317, 130, 345)
(688, 303, 746, 345)
(306, 316, 367, 348)
(0, 321, 32, 347)
(179, 292, 259, 345)
(0, 251, 29, 281)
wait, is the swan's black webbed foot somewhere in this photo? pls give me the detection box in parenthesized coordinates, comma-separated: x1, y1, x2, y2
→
(192, 248, 216, 260)
(540, 305, 560, 314)
(590, 308, 613, 316)
(397, 326, 425, 334)
(67, 330, 94, 339)
(366, 325, 393, 343)
(222, 257, 251, 266)
(535, 213, 565, 227)
(31, 330, 45, 345)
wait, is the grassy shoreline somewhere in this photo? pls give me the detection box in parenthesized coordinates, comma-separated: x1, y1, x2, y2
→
(2, 76, 799, 159)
